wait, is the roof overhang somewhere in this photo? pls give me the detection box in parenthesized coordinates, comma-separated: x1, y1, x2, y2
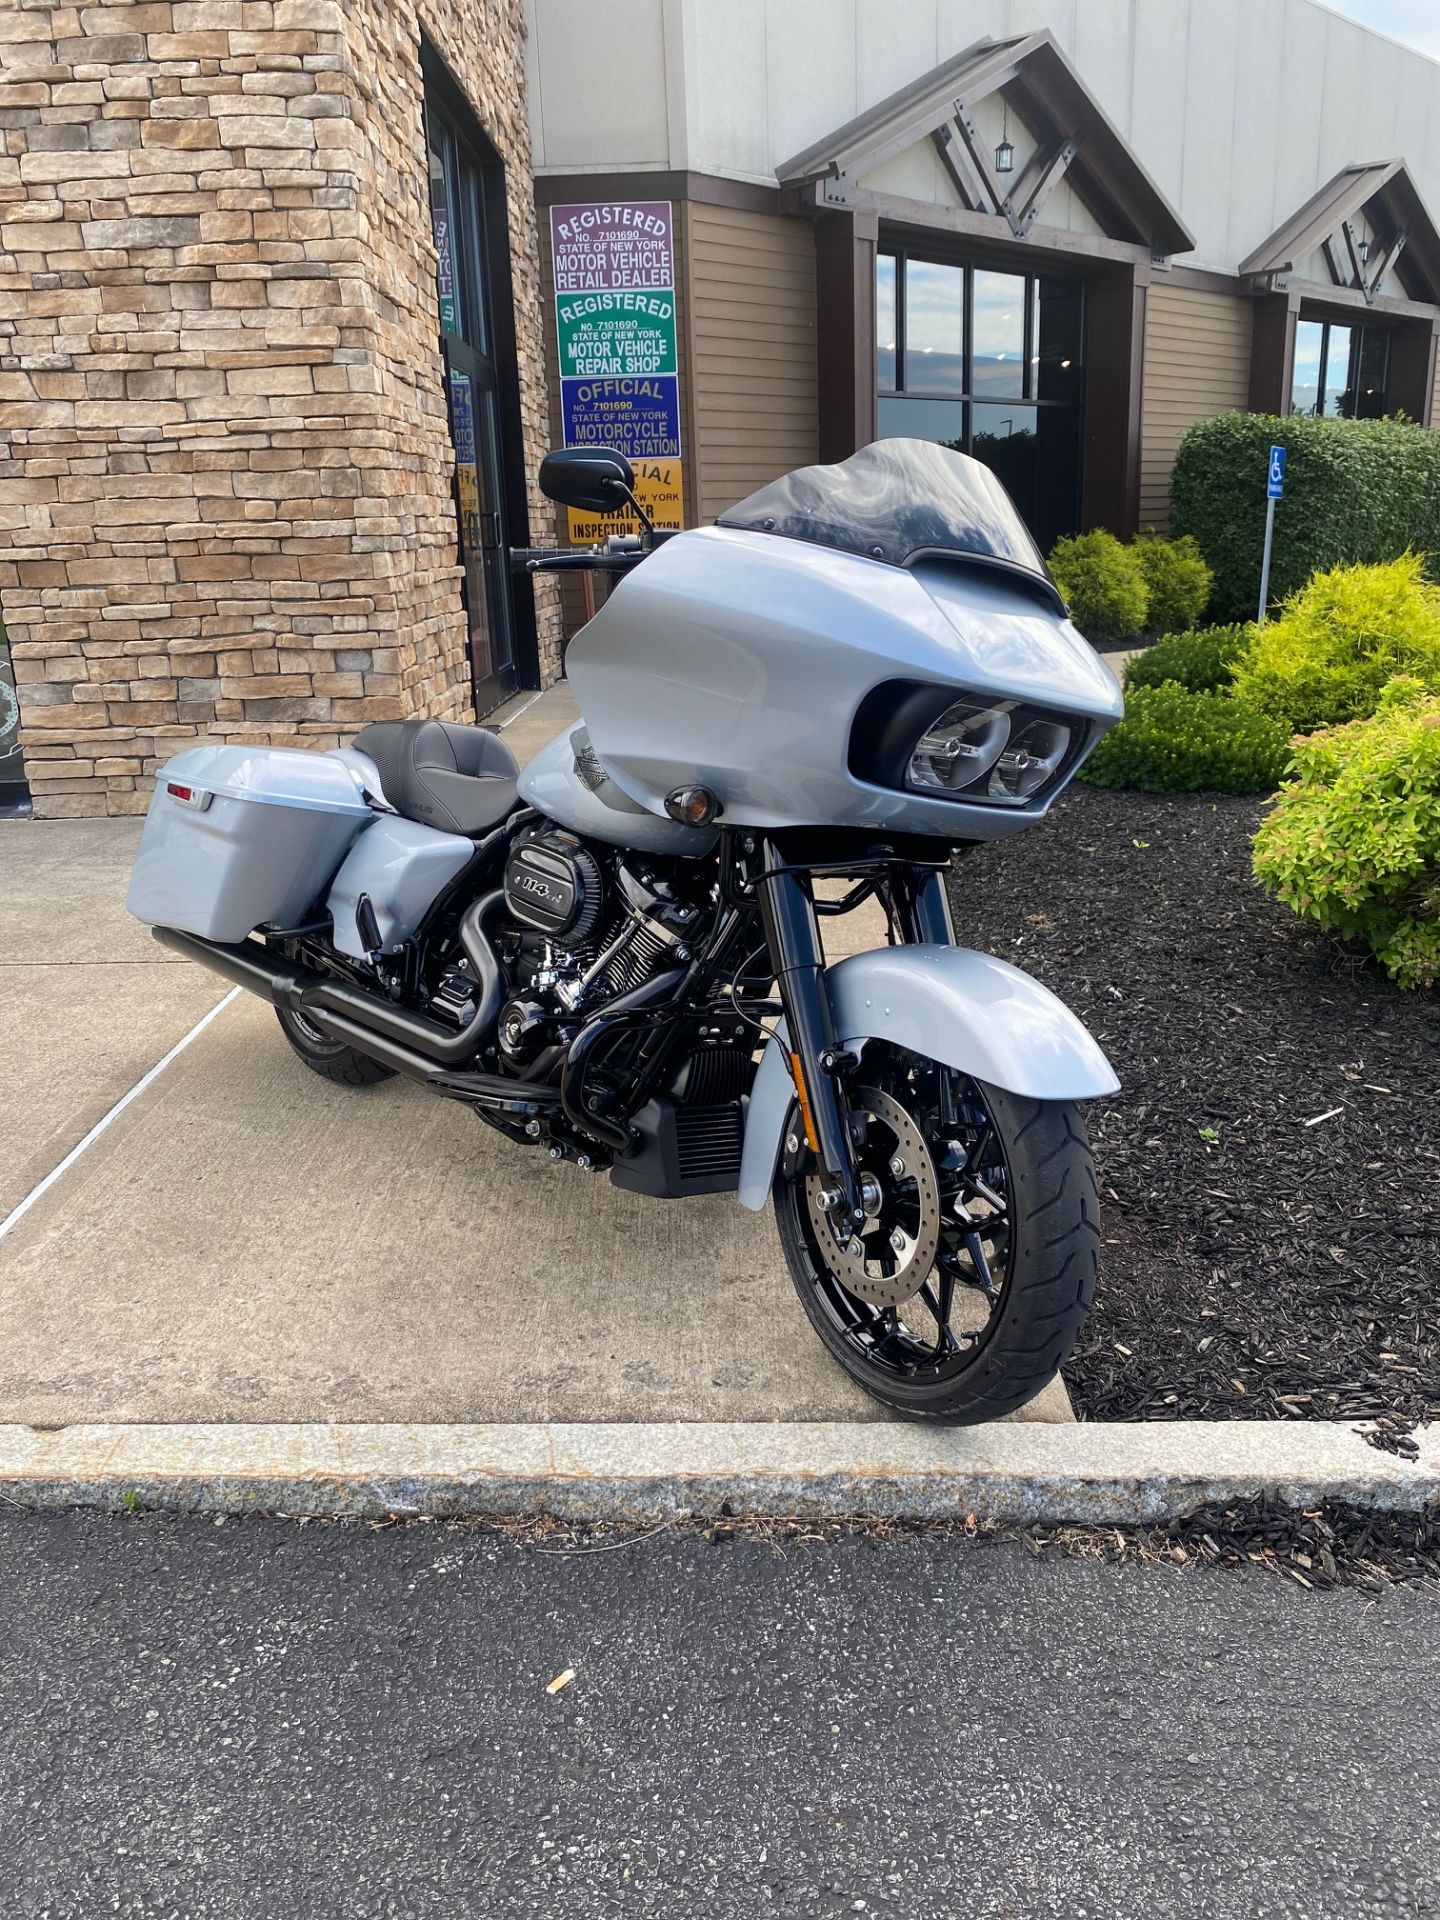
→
(777, 30, 1194, 260)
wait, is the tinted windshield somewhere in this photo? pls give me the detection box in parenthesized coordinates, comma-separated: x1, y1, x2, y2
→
(717, 439, 1062, 612)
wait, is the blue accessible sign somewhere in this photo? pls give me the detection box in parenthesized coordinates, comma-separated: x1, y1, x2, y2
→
(1267, 444, 1287, 498)
(560, 374, 682, 460)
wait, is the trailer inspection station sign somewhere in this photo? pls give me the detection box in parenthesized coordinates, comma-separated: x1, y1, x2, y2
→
(549, 200, 683, 542)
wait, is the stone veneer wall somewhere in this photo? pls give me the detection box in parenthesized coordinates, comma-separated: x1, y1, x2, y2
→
(0, 0, 561, 818)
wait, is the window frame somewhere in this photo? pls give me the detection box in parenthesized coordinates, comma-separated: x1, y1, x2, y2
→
(879, 244, 1081, 411)
(875, 242, 1086, 543)
(1290, 311, 1392, 419)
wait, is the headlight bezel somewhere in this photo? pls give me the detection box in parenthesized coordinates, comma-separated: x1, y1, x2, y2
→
(849, 680, 1093, 811)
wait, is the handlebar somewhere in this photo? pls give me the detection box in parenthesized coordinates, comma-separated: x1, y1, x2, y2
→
(509, 530, 682, 575)
(509, 549, 637, 573)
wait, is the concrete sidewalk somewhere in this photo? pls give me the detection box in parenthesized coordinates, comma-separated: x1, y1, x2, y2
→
(1, 815, 228, 1218)
(0, 684, 1070, 1433)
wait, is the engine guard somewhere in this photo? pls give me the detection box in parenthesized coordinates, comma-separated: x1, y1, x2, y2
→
(736, 943, 1120, 1212)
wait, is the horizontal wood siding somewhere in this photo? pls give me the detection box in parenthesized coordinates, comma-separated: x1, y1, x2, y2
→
(684, 202, 819, 523)
(1139, 283, 1254, 529)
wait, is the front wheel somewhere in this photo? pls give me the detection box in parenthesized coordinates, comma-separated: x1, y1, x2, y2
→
(774, 1045, 1100, 1425)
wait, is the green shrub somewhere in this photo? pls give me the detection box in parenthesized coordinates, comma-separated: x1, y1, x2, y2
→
(1048, 529, 1149, 645)
(1080, 683, 1292, 794)
(1124, 622, 1252, 694)
(1132, 533, 1213, 632)
(1252, 677, 1440, 989)
(1171, 411, 1440, 621)
(1230, 553, 1440, 732)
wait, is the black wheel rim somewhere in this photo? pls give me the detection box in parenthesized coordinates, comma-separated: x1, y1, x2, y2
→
(788, 1048, 1015, 1383)
(288, 1007, 336, 1047)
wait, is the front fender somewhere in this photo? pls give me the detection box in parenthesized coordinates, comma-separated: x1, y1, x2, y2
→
(736, 944, 1119, 1211)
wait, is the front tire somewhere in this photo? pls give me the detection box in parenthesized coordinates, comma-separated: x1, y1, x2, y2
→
(275, 1006, 395, 1088)
(774, 1051, 1100, 1424)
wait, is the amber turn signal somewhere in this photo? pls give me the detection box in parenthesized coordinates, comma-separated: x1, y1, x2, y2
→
(664, 785, 721, 827)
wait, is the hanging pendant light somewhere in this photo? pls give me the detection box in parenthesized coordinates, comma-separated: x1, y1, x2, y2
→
(995, 97, 1015, 175)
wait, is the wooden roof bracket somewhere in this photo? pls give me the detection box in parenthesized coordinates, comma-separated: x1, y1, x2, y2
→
(949, 102, 1009, 220)
(930, 121, 993, 214)
(1368, 228, 1407, 300)
(1006, 132, 1082, 237)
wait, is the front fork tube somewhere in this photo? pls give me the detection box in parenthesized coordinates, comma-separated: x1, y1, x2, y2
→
(755, 844, 867, 1227)
(890, 866, 956, 945)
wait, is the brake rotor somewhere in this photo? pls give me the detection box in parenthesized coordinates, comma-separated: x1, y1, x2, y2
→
(804, 1086, 942, 1308)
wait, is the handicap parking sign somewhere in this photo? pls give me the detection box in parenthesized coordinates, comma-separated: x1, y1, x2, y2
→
(1267, 445, 1287, 499)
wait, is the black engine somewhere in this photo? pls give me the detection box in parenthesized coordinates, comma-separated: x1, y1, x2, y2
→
(503, 832, 604, 942)
(481, 826, 754, 1194)
(498, 828, 706, 1039)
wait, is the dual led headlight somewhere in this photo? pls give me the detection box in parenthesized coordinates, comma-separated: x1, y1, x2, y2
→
(906, 695, 1075, 806)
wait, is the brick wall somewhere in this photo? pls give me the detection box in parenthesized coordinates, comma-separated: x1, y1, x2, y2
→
(0, 0, 561, 818)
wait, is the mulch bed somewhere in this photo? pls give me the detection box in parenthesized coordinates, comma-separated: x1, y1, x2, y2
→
(951, 784, 1440, 1425)
(1026, 1498, 1440, 1593)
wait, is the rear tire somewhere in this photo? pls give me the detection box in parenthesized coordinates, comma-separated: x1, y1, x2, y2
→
(275, 1006, 395, 1088)
(774, 1059, 1100, 1426)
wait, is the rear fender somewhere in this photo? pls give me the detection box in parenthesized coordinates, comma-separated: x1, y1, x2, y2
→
(736, 944, 1119, 1211)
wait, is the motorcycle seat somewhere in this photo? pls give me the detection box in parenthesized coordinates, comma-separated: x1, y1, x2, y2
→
(351, 718, 520, 837)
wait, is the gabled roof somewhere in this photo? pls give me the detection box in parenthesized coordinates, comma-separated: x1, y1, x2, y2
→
(1239, 160, 1440, 304)
(776, 30, 1194, 258)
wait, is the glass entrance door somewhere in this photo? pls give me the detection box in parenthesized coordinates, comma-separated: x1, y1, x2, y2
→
(426, 93, 518, 715)
(0, 627, 28, 812)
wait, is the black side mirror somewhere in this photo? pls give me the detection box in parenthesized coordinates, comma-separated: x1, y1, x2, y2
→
(538, 447, 635, 514)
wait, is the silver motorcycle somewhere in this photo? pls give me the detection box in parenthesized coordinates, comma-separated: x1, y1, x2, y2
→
(128, 438, 1123, 1424)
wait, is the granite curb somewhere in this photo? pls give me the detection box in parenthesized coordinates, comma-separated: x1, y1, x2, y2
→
(2, 1419, 1435, 1525)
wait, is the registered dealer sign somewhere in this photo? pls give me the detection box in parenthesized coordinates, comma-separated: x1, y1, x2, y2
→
(549, 200, 684, 541)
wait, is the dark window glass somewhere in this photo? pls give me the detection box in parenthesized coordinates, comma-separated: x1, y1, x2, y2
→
(1031, 407, 1081, 556)
(1035, 276, 1083, 403)
(1354, 327, 1389, 418)
(1291, 319, 1324, 416)
(873, 250, 1083, 543)
(426, 69, 516, 712)
(1292, 317, 1390, 420)
(0, 629, 26, 798)
(876, 254, 897, 391)
(429, 130, 463, 339)
(1323, 324, 1354, 417)
(877, 394, 966, 447)
(904, 258, 965, 394)
(971, 401, 1038, 522)
(971, 270, 1026, 397)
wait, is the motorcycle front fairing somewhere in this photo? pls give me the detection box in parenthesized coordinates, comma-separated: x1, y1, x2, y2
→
(558, 439, 1124, 1211)
(563, 438, 1121, 842)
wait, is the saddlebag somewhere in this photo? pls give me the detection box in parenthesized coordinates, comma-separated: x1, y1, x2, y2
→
(127, 743, 374, 943)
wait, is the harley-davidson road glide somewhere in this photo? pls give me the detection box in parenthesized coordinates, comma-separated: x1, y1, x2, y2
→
(128, 438, 1124, 1424)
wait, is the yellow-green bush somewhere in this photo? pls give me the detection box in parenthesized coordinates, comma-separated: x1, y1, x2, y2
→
(1231, 553, 1440, 732)
(1252, 678, 1440, 990)
(1132, 533, 1213, 633)
(1080, 683, 1292, 794)
(1048, 529, 1149, 645)
(1124, 623, 1252, 694)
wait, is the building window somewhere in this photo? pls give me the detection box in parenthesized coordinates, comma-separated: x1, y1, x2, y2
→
(875, 248, 1083, 550)
(1290, 315, 1390, 418)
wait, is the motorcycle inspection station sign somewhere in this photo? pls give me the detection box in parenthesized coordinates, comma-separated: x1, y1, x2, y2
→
(549, 200, 683, 543)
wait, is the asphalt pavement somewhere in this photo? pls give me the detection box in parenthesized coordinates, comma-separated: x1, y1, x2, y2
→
(1, 1514, 1435, 1919)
